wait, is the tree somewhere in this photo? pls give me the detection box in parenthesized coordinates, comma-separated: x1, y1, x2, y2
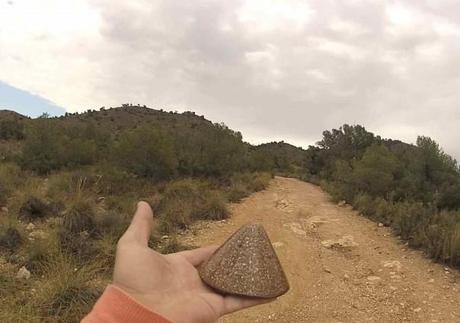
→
(20, 119, 64, 174)
(115, 127, 177, 180)
(0, 119, 25, 140)
(350, 144, 400, 197)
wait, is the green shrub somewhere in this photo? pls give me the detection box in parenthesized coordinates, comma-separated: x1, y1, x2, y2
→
(96, 166, 142, 195)
(0, 119, 25, 140)
(20, 120, 63, 174)
(58, 230, 96, 263)
(157, 200, 191, 233)
(227, 172, 271, 202)
(93, 232, 118, 268)
(20, 228, 59, 272)
(0, 163, 25, 204)
(46, 171, 94, 197)
(95, 211, 129, 238)
(0, 181, 7, 205)
(0, 270, 18, 299)
(58, 198, 98, 261)
(0, 221, 23, 252)
(352, 193, 375, 216)
(19, 197, 50, 221)
(246, 172, 272, 192)
(62, 199, 96, 235)
(115, 126, 177, 180)
(373, 197, 395, 225)
(35, 254, 102, 322)
(420, 211, 460, 265)
(449, 223, 460, 266)
(322, 180, 353, 203)
(227, 182, 249, 202)
(60, 138, 97, 168)
(391, 202, 426, 242)
(193, 191, 228, 221)
(23, 233, 58, 273)
(20, 120, 100, 174)
(157, 179, 228, 233)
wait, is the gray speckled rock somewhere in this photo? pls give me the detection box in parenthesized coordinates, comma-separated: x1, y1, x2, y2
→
(199, 223, 289, 298)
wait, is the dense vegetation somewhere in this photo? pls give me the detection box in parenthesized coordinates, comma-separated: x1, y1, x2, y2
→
(1, 106, 459, 321)
(0, 106, 301, 322)
(305, 124, 460, 267)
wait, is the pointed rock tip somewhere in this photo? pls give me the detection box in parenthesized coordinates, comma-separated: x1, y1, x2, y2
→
(199, 223, 290, 298)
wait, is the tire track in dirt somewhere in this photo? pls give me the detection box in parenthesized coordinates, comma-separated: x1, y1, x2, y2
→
(180, 177, 460, 322)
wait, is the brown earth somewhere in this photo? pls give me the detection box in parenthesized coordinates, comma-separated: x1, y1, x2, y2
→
(180, 177, 460, 323)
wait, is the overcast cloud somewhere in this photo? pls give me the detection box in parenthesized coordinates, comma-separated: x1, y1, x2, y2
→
(1, 0, 460, 158)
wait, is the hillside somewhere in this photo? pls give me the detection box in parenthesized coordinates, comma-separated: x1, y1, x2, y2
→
(0, 110, 29, 121)
(0, 105, 307, 176)
(0, 105, 308, 321)
(0, 107, 459, 321)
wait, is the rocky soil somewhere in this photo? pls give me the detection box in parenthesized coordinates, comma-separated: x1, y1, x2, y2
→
(179, 177, 460, 323)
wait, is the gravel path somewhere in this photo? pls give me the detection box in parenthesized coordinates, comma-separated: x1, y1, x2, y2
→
(180, 177, 460, 322)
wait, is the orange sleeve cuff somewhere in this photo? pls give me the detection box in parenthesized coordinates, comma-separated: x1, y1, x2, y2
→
(82, 284, 172, 323)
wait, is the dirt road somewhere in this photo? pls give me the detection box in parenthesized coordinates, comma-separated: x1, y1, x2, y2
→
(180, 177, 460, 322)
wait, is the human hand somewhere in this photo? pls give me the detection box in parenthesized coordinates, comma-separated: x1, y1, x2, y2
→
(113, 201, 274, 323)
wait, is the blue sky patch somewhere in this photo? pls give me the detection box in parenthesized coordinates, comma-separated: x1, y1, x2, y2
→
(0, 81, 66, 118)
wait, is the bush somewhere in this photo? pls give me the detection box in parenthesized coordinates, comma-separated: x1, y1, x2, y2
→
(420, 211, 460, 265)
(0, 119, 25, 140)
(392, 202, 431, 243)
(227, 172, 271, 202)
(0, 181, 7, 206)
(58, 230, 96, 262)
(0, 222, 23, 252)
(321, 180, 351, 203)
(96, 166, 143, 195)
(20, 120, 63, 174)
(46, 171, 96, 196)
(246, 172, 272, 192)
(35, 255, 101, 322)
(373, 197, 396, 225)
(157, 199, 192, 233)
(61, 199, 96, 235)
(227, 182, 249, 203)
(58, 198, 98, 260)
(156, 179, 228, 233)
(93, 232, 118, 268)
(95, 211, 129, 238)
(20, 120, 100, 174)
(0, 163, 25, 205)
(19, 197, 50, 221)
(352, 193, 375, 216)
(23, 232, 59, 273)
(115, 126, 177, 180)
(194, 191, 228, 221)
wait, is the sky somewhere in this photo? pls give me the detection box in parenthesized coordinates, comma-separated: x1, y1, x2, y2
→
(1, 0, 460, 158)
(0, 81, 65, 117)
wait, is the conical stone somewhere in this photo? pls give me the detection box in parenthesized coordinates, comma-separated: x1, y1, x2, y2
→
(199, 223, 290, 298)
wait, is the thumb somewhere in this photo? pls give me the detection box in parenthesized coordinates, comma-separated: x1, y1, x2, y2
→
(119, 201, 154, 246)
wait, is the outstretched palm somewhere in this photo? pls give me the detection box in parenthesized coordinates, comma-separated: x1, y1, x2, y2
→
(113, 202, 272, 323)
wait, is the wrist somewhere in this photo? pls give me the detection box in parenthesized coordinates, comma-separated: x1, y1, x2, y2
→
(112, 283, 182, 322)
(83, 284, 172, 323)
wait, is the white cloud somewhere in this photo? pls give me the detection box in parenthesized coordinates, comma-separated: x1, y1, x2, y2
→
(329, 18, 369, 36)
(1, 0, 460, 159)
(238, 0, 314, 32)
(386, 4, 418, 26)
